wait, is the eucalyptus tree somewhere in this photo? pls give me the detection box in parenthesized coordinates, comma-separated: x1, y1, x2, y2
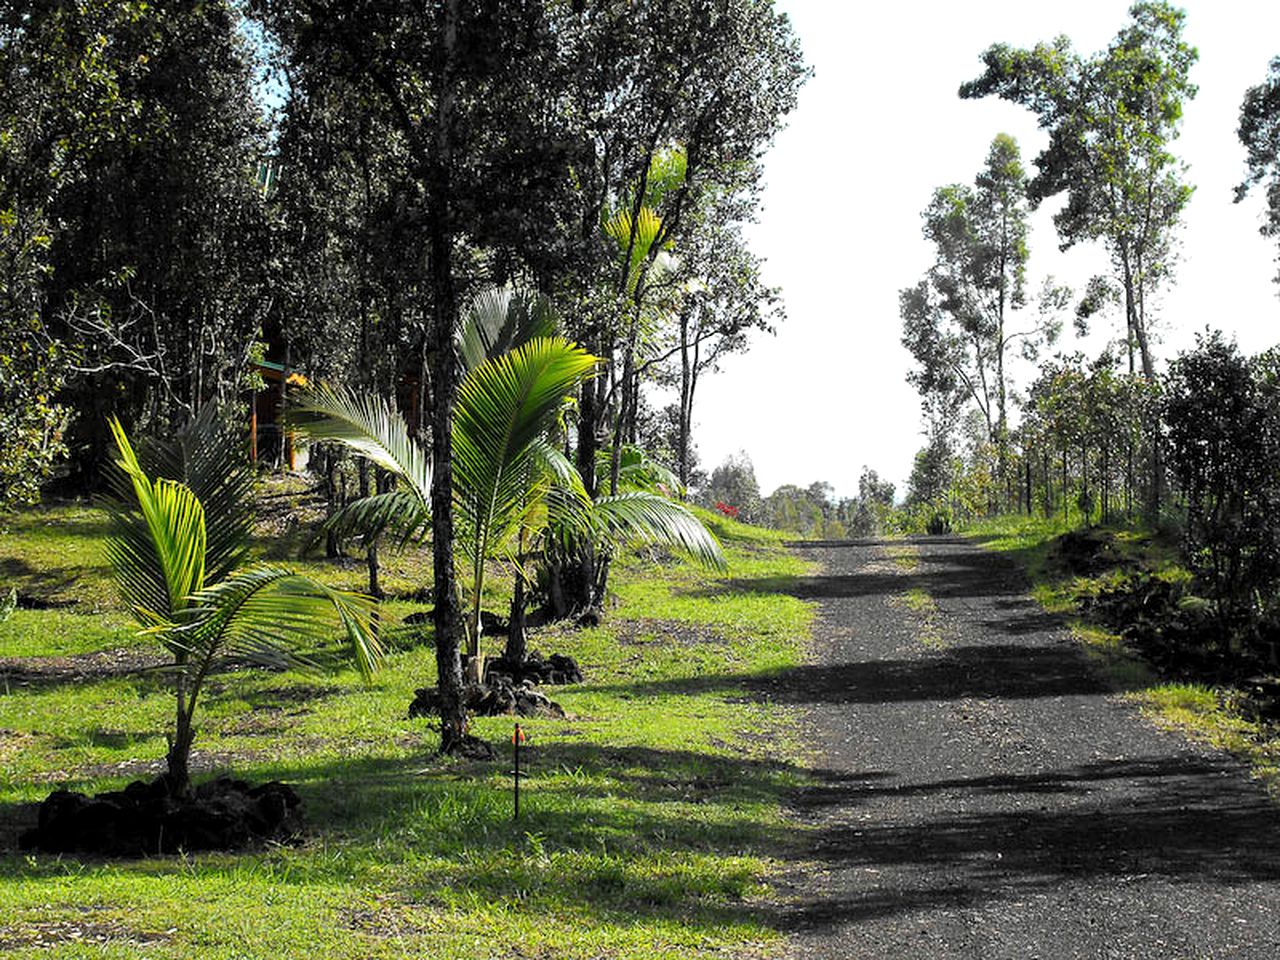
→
(552, 0, 806, 609)
(960, 1, 1198, 380)
(1238, 56, 1280, 286)
(701, 453, 763, 524)
(660, 219, 782, 489)
(901, 135, 1059, 499)
(850, 469, 896, 538)
(558, 0, 798, 499)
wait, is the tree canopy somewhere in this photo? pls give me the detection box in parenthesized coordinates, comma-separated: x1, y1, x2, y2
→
(960, 1, 1197, 379)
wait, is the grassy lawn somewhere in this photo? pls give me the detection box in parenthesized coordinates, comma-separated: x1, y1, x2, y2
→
(964, 513, 1280, 794)
(0, 503, 814, 959)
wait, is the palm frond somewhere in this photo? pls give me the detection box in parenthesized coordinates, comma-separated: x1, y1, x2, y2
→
(179, 564, 382, 681)
(604, 206, 664, 295)
(460, 286, 558, 373)
(322, 489, 430, 549)
(290, 383, 432, 509)
(596, 445, 683, 496)
(531, 436, 588, 495)
(454, 341, 597, 543)
(591, 492, 726, 571)
(453, 336, 598, 648)
(453, 337, 599, 560)
(104, 417, 207, 626)
(136, 402, 255, 583)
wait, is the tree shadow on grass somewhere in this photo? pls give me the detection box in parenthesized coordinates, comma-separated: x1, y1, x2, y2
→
(0, 740, 814, 936)
(0, 558, 103, 607)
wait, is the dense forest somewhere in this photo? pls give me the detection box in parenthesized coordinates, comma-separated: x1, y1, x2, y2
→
(1, 0, 807, 752)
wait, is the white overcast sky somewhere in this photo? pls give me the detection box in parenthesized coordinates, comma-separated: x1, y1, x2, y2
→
(680, 0, 1280, 500)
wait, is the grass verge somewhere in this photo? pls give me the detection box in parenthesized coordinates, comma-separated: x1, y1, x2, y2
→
(0, 502, 815, 959)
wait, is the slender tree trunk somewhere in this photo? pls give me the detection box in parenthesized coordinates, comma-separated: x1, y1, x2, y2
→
(1126, 440, 1135, 518)
(1062, 447, 1069, 523)
(167, 680, 195, 798)
(1121, 248, 1137, 376)
(1100, 439, 1107, 525)
(426, 0, 468, 754)
(323, 449, 342, 558)
(1080, 438, 1088, 526)
(359, 461, 384, 599)
(567, 372, 603, 613)
(678, 308, 692, 489)
(1043, 449, 1050, 518)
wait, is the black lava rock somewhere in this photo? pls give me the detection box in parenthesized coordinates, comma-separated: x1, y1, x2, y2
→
(20, 776, 302, 857)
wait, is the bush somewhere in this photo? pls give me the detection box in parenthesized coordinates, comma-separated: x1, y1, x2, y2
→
(1164, 333, 1280, 663)
(925, 510, 952, 535)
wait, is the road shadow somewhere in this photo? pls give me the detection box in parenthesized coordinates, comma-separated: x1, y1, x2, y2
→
(779, 753, 1280, 929)
(596, 642, 1106, 704)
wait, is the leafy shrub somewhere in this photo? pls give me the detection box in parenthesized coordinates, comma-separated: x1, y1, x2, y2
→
(1083, 571, 1243, 677)
(1164, 333, 1280, 663)
(925, 510, 952, 535)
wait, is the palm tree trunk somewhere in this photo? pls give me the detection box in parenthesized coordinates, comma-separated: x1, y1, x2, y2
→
(167, 683, 195, 797)
(505, 569, 528, 664)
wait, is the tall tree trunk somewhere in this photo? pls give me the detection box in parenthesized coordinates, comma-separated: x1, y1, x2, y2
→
(566, 371, 603, 613)
(359, 461, 384, 599)
(505, 565, 528, 664)
(323, 449, 342, 559)
(426, 0, 468, 754)
(1043, 449, 1050, 518)
(1062, 447, 1069, 522)
(1080, 438, 1088, 526)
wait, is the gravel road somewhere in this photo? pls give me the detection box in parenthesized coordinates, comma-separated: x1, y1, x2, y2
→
(775, 536, 1280, 959)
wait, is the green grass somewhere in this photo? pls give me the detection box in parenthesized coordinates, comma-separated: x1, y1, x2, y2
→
(1128, 684, 1280, 786)
(964, 512, 1280, 794)
(0, 502, 815, 958)
(894, 584, 944, 650)
(883, 542, 920, 573)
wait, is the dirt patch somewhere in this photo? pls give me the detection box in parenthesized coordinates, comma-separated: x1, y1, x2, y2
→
(33, 748, 261, 786)
(0, 728, 39, 764)
(0, 915, 174, 951)
(0, 647, 165, 687)
(343, 895, 430, 939)
(612, 617, 729, 647)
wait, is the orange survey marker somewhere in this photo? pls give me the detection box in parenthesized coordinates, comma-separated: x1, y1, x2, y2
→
(513, 723, 527, 745)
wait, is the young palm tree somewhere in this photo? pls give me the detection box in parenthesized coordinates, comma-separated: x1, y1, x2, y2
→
(293, 311, 725, 675)
(294, 336, 599, 660)
(104, 417, 380, 796)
